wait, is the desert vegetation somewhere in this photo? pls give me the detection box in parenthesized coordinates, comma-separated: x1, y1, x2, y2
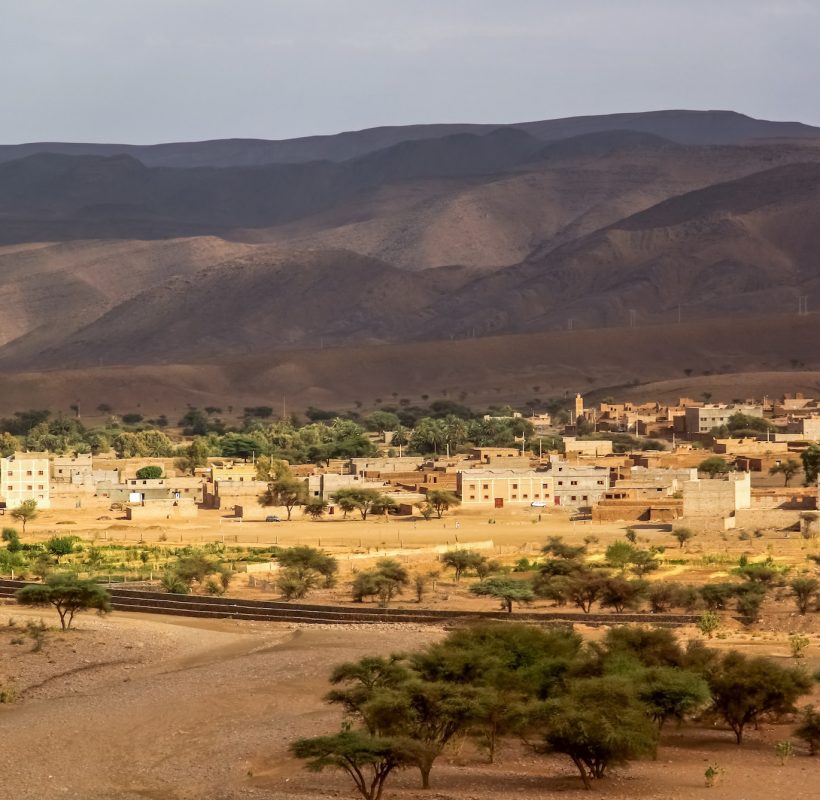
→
(291, 622, 817, 796)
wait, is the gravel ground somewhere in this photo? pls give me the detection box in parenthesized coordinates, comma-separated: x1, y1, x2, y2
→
(0, 605, 817, 800)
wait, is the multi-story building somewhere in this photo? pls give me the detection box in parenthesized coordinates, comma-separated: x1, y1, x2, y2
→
(549, 459, 610, 508)
(0, 452, 51, 509)
(684, 404, 764, 435)
(457, 469, 553, 508)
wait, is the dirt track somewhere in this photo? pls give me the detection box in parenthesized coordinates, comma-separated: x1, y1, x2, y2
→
(0, 606, 818, 800)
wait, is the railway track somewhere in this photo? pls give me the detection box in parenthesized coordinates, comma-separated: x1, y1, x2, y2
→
(0, 580, 699, 627)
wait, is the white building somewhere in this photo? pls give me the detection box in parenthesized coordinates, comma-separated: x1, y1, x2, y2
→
(550, 459, 610, 508)
(0, 452, 51, 510)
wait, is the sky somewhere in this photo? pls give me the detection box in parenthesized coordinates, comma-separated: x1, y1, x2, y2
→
(2, 0, 819, 144)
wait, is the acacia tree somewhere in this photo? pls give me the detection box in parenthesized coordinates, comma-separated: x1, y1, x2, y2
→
(527, 676, 658, 789)
(769, 458, 800, 487)
(440, 549, 486, 582)
(16, 574, 111, 630)
(794, 705, 820, 755)
(789, 577, 819, 615)
(424, 490, 460, 519)
(637, 667, 711, 729)
(259, 474, 308, 520)
(672, 527, 694, 549)
(332, 488, 393, 521)
(11, 500, 38, 533)
(707, 652, 812, 743)
(698, 456, 732, 478)
(290, 731, 411, 800)
(801, 444, 820, 484)
(470, 577, 534, 613)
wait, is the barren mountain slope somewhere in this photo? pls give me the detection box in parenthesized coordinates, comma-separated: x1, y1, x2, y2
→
(1, 313, 818, 417)
(253, 137, 820, 270)
(417, 161, 820, 337)
(23, 249, 478, 368)
(0, 237, 259, 357)
(1, 109, 817, 167)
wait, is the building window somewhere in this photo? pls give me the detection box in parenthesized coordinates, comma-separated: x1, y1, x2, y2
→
(571, 495, 577, 501)
(512, 483, 518, 489)
(26, 471, 32, 476)
(27, 485, 32, 491)
(571, 480, 577, 486)
(38, 470, 44, 476)
(523, 494, 528, 499)
(483, 495, 489, 500)
(469, 495, 475, 500)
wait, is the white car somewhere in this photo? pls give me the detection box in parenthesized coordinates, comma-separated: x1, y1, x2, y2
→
(530, 501, 547, 508)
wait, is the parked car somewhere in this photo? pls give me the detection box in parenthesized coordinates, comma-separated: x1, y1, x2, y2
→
(530, 501, 547, 508)
(265, 515, 281, 523)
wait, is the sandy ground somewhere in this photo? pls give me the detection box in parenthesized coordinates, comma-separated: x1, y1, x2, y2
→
(0, 602, 818, 800)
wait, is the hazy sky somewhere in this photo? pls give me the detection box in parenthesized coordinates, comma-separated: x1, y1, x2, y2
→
(2, 0, 819, 143)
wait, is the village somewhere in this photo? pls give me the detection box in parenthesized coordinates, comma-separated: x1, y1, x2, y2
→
(3, 392, 819, 539)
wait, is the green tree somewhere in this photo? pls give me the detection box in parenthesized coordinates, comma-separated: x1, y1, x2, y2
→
(135, 465, 163, 480)
(707, 652, 813, 743)
(527, 676, 658, 789)
(277, 546, 338, 587)
(440, 549, 486, 582)
(794, 705, 820, 755)
(672, 527, 694, 549)
(290, 731, 411, 800)
(332, 488, 392, 521)
(361, 680, 478, 788)
(599, 577, 647, 613)
(15, 574, 111, 630)
(1, 527, 21, 553)
(0, 431, 20, 457)
(277, 567, 321, 600)
(789, 577, 819, 615)
(698, 456, 732, 478)
(566, 570, 608, 613)
(303, 497, 329, 520)
(605, 541, 638, 573)
(45, 535, 77, 563)
(260, 474, 308, 520)
(769, 458, 800, 487)
(801, 444, 820, 484)
(542, 536, 587, 561)
(699, 583, 737, 611)
(11, 500, 38, 534)
(174, 553, 218, 586)
(352, 559, 409, 606)
(735, 584, 767, 624)
(637, 667, 711, 729)
(424, 490, 460, 519)
(470, 577, 534, 613)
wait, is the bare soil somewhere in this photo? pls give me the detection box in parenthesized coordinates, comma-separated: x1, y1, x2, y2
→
(0, 602, 818, 800)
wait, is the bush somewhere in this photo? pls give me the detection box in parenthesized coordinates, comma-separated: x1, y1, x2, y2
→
(135, 466, 163, 480)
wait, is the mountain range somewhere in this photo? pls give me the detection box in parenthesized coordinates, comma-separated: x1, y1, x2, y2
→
(1, 109, 820, 412)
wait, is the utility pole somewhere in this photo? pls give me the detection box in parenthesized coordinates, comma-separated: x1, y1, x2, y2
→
(567, 318, 574, 330)
(629, 309, 637, 328)
(282, 395, 287, 420)
(798, 295, 809, 316)
(677, 305, 681, 324)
